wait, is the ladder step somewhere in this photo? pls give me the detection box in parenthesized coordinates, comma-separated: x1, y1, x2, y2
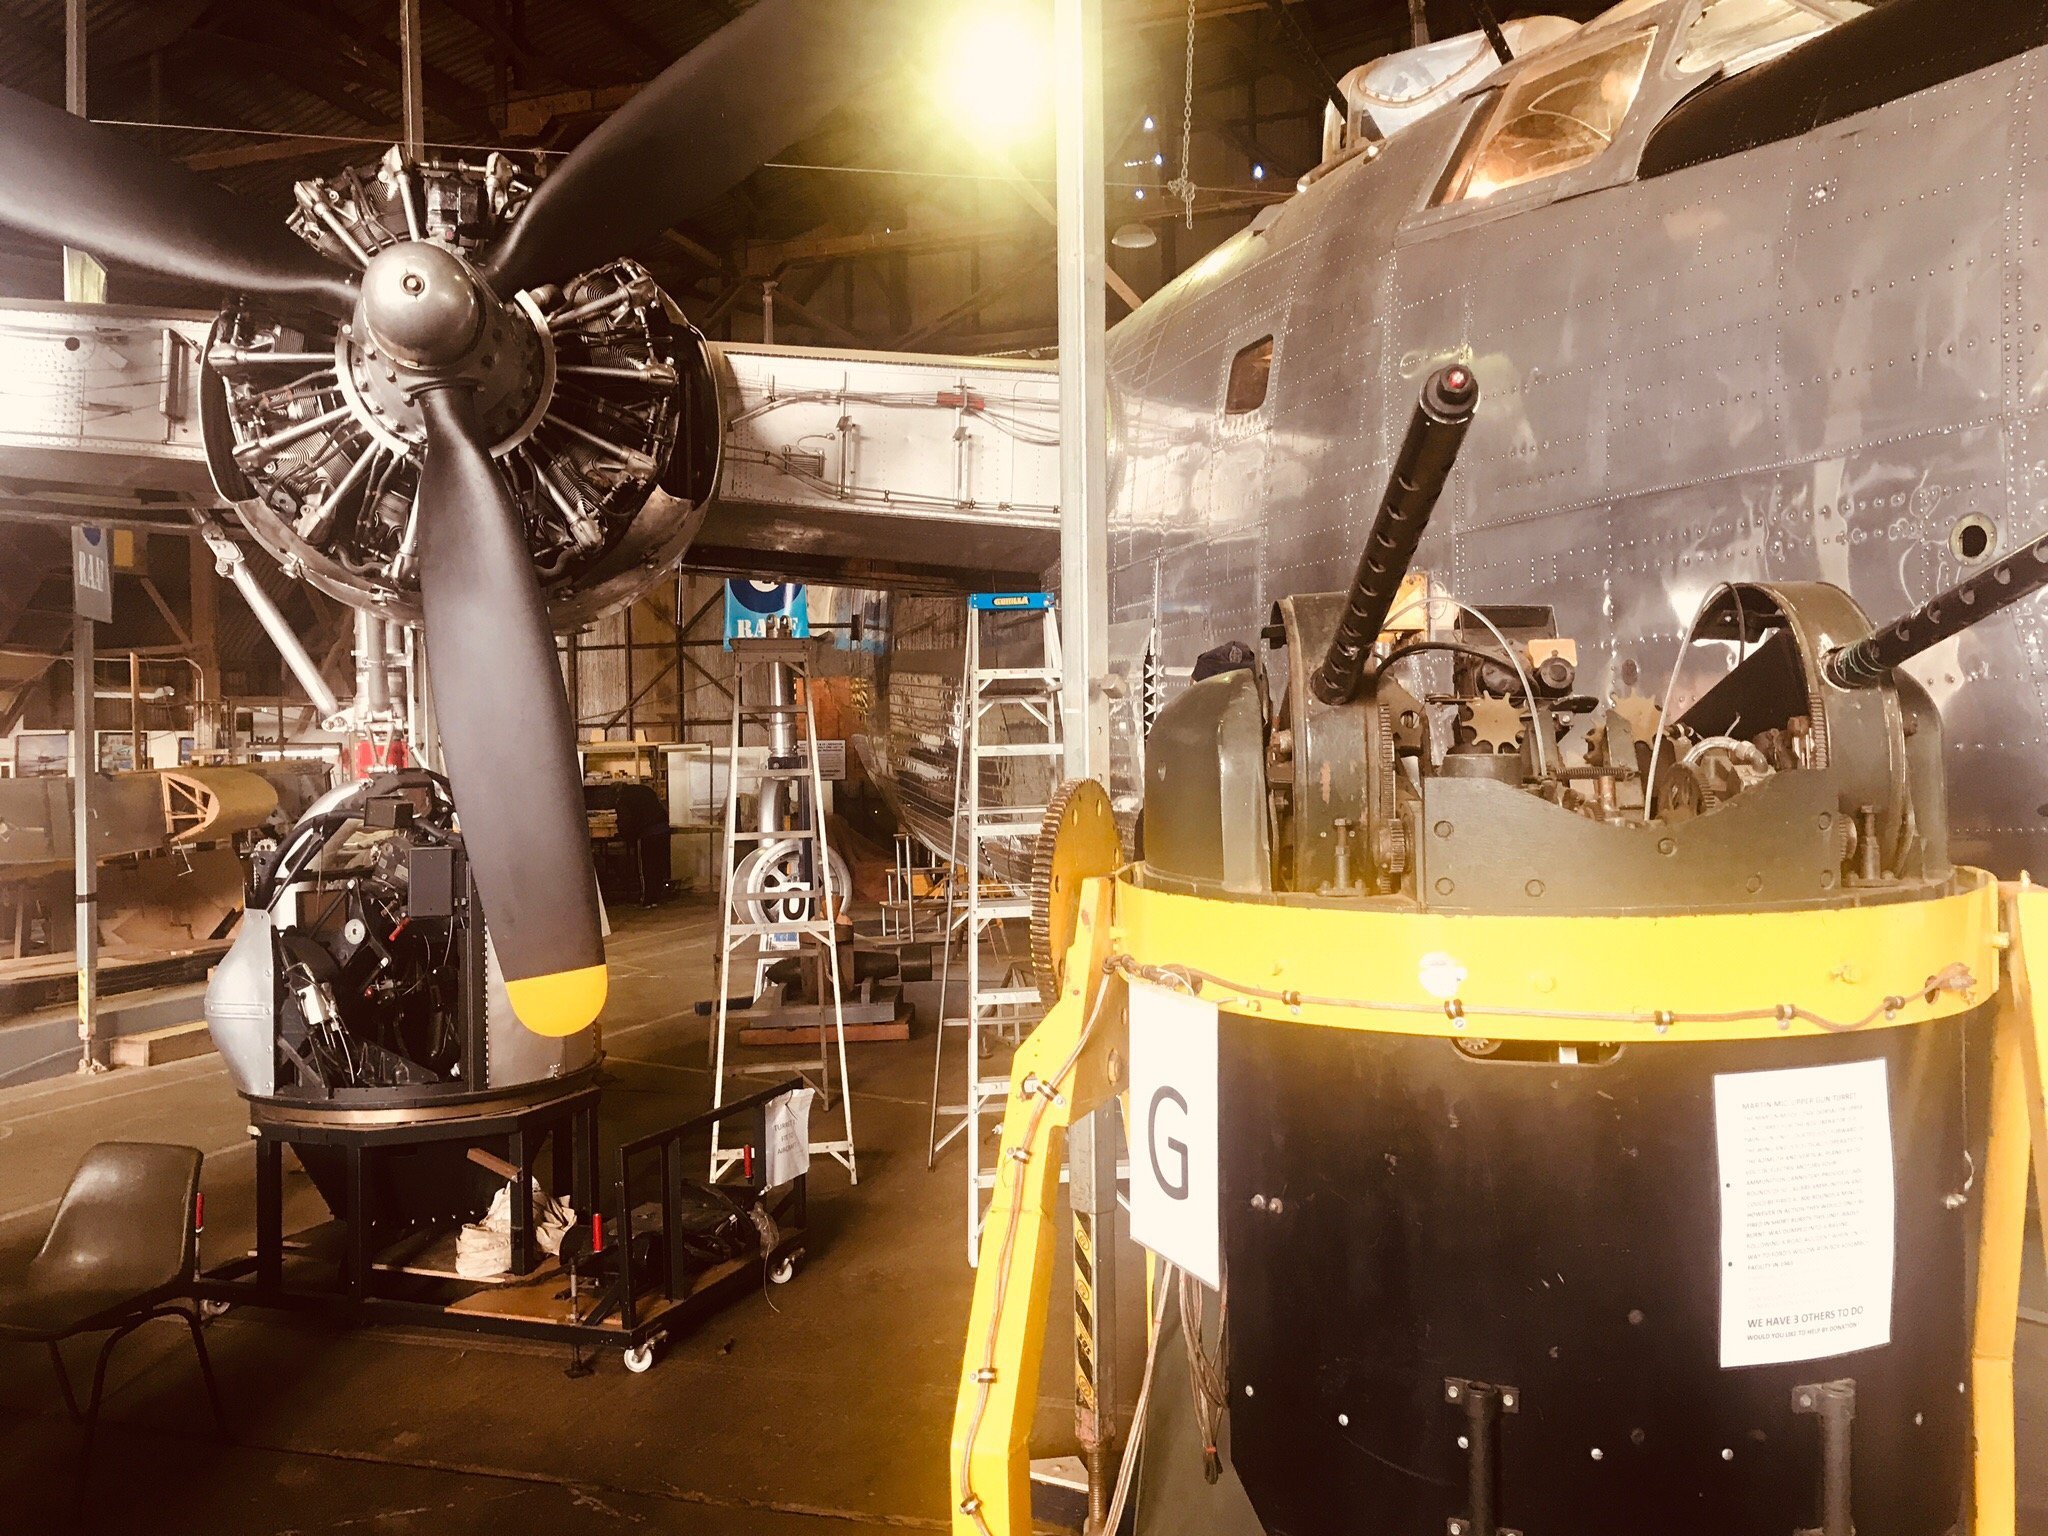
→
(974, 822, 1042, 839)
(724, 921, 837, 937)
(976, 743, 1063, 758)
(727, 828, 817, 841)
(968, 898, 1032, 919)
(974, 987, 1041, 1007)
(976, 668, 1060, 683)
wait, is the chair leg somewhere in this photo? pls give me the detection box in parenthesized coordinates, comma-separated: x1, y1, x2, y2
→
(176, 1307, 229, 1438)
(46, 1341, 82, 1422)
(72, 1319, 141, 1517)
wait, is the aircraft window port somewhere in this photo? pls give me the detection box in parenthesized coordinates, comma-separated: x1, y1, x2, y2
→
(1951, 515, 1997, 564)
(1436, 27, 1656, 205)
(1225, 335, 1274, 414)
(1677, 0, 1869, 78)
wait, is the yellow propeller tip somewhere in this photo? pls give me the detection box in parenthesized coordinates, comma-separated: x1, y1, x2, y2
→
(505, 963, 608, 1037)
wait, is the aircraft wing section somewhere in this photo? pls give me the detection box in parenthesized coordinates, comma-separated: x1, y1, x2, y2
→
(696, 342, 1060, 592)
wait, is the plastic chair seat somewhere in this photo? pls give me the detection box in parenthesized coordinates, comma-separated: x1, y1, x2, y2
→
(0, 1141, 225, 1514)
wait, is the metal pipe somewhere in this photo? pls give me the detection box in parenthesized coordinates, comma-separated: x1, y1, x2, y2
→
(234, 402, 355, 464)
(128, 649, 142, 770)
(1793, 1379, 1857, 1536)
(761, 659, 796, 834)
(1312, 364, 1480, 705)
(355, 609, 389, 720)
(191, 511, 343, 721)
(72, 613, 98, 1071)
(1827, 527, 2048, 688)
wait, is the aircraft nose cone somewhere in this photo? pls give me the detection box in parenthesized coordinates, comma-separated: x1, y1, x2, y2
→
(360, 241, 485, 370)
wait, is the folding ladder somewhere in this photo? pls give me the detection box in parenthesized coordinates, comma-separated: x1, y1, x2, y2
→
(925, 592, 1063, 1264)
(710, 638, 857, 1183)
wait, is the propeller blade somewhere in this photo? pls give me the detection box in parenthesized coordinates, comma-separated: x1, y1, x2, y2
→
(0, 86, 355, 314)
(416, 387, 606, 1036)
(483, 0, 921, 297)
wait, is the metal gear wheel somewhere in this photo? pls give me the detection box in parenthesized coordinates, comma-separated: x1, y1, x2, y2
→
(1462, 696, 1526, 755)
(1029, 779, 1124, 1005)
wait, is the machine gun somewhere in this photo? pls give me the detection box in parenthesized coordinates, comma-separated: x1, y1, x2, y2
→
(1141, 364, 2048, 913)
(955, 367, 2048, 1536)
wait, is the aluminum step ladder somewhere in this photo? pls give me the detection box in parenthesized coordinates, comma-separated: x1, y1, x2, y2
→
(710, 637, 856, 1183)
(926, 592, 1063, 1264)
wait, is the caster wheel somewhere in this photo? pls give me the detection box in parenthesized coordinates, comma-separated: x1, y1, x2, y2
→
(769, 1254, 799, 1285)
(199, 1299, 232, 1320)
(623, 1343, 656, 1374)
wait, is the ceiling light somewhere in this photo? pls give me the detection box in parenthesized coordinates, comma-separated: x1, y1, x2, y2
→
(937, 4, 1049, 145)
(1112, 223, 1158, 250)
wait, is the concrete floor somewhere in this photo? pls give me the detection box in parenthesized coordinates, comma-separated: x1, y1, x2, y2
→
(0, 900, 1090, 1535)
(0, 898, 2041, 1535)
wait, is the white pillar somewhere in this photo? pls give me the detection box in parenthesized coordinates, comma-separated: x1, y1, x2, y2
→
(1054, 0, 1110, 783)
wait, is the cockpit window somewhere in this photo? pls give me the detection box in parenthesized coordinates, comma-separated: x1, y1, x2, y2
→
(1676, 0, 1868, 77)
(1434, 27, 1656, 205)
(1225, 336, 1273, 414)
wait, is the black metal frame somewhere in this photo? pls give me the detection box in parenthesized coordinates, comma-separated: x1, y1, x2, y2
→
(192, 1079, 809, 1360)
(611, 1077, 809, 1332)
(47, 1296, 228, 1512)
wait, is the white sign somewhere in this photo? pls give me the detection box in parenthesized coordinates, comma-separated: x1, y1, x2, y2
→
(1714, 1058, 1895, 1368)
(812, 740, 847, 782)
(1128, 981, 1221, 1289)
(764, 1086, 816, 1187)
(71, 525, 112, 623)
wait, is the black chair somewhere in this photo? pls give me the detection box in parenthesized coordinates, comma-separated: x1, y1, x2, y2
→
(0, 1142, 226, 1506)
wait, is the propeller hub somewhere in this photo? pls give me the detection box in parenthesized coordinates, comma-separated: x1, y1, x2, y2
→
(360, 241, 486, 369)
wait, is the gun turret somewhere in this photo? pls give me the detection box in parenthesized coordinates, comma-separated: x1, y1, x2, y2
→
(1826, 527, 2048, 688)
(1310, 364, 1480, 705)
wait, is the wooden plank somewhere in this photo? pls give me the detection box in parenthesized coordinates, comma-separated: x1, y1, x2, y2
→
(739, 1019, 908, 1046)
(108, 1019, 214, 1068)
(444, 1253, 753, 1328)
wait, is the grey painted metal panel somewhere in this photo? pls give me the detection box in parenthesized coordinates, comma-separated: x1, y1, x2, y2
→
(704, 342, 1060, 584)
(0, 298, 215, 498)
(1087, 17, 2048, 877)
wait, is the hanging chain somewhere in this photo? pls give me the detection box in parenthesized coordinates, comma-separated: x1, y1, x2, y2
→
(1166, 0, 1197, 230)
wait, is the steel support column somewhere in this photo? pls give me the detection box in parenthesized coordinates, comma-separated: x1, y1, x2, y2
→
(1056, 0, 1110, 783)
(1054, 1, 1119, 1525)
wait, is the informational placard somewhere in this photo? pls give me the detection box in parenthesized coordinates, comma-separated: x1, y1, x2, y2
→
(812, 739, 847, 781)
(1128, 981, 1221, 1289)
(764, 1086, 816, 1186)
(72, 524, 112, 623)
(1714, 1058, 1895, 1368)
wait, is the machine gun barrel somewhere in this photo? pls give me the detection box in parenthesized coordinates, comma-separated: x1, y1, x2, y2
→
(1825, 527, 2048, 688)
(1311, 364, 1481, 705)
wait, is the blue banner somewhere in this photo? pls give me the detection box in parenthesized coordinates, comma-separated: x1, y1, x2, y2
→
(724, 580, 810, 648)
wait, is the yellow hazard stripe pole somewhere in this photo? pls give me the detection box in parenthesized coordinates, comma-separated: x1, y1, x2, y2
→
(951, 879, 1125, 1536)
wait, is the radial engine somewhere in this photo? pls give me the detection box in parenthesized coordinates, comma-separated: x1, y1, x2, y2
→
(200, 149, 721, 631)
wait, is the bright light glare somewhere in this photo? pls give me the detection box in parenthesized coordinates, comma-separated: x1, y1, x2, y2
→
(1252, 163, 1266, 180)
(938, 6, 1050, 143)
(1144, 115, 1157, 131)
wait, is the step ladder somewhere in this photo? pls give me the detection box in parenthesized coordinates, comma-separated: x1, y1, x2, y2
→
(926, 592, 1063, 1264)
(710, 638, 857, 1183)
